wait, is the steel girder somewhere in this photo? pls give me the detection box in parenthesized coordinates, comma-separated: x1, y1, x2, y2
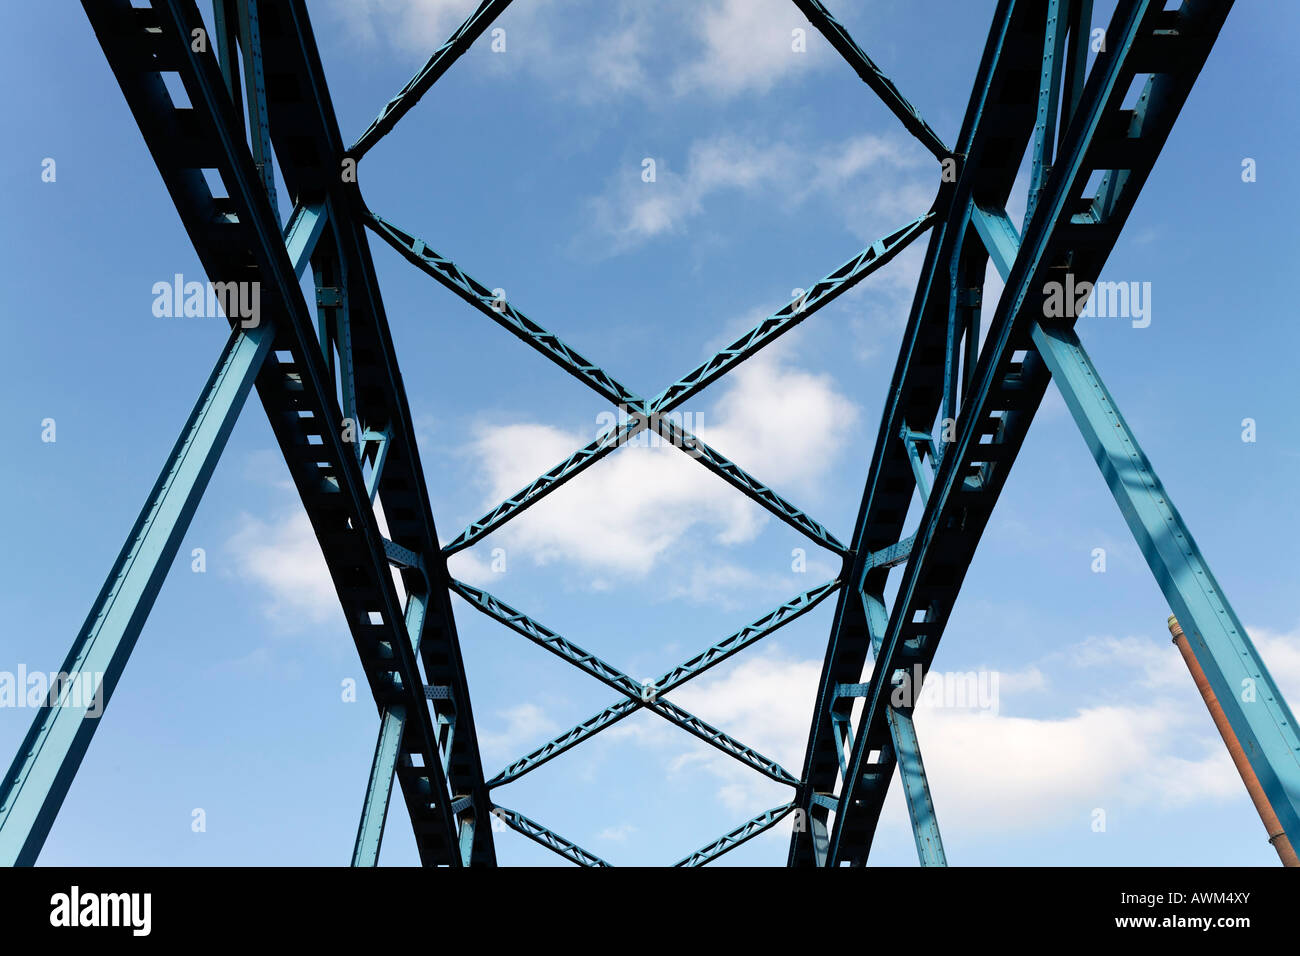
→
(0, 320, 275, 866)
(1032, 322, 1300, 841)
(19, 0, 497, 867)
(970, 203, 1300, 846)
(791, 0, 1051, 867)
(791, 0, 1242, 866)
(249, 0, 499, 867)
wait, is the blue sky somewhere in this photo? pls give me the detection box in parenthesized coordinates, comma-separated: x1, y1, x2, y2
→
(2, 0, 1299, 866)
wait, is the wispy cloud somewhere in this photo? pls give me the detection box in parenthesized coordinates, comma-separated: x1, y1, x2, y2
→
(657, 627, 1300, 844)
(478, 702, 561, 759)
(584, 131, 932, 255)
(596, 823, 637, 842)
(329, 0, 840, 103)
(225, 510, 338, 629)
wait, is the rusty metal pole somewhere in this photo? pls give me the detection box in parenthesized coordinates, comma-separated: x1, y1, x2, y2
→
(1168, 615, 1299, 866)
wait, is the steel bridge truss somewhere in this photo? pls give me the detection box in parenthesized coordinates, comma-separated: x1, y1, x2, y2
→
(2, 0, 1294, 867)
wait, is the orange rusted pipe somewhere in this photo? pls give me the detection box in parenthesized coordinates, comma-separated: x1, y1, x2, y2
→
(1168, 615, 1299, 866)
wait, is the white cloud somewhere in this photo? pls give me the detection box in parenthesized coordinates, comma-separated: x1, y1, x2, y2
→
(909, 701, 1240, 835)
(226, 510, 338, 628)
(670, 0, 832, 97)
(1247, 625, 1300, 702)
(456, 353, 856, 583)
(662, 558, 837, 611)
(596, 823, 637, 842)
(669, 650, 823, 812)
(478, 702, 561, 759)
(445, 547, 503, 587)
(1066, 634, 1191, 689)
(660, 632, 1274, 845)
(700, 351, 859, 495)
(586, 132, 931, 254)
(325, 0, 483, 53)
(329, 0, 839, 102)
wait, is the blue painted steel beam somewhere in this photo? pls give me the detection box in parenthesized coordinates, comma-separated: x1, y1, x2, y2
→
(1023, 0, 1072, 228)
(790, 0, 1047, 866)
(367, 212, 645, 409)
(816, 0, 1237, 866)
(646, 211, 936, 413)
(789, 0, 950, 161)
(366, 217, 852, 555)
(864, 534, 914, 572)
(655, 418, 849, 554)
(352, 709, 403, 866)
(235, 0, 278, 222)
(452, 581, 799, 786)
(433, 212, 933, 556)
(845, 428, 948, 866)
(0, 322, 273, 866)
(444, 424, 631, 556)
(350, 0, 515, 159)
(900, 427, 937, 504)
(489, 580, 838, 787)
(0, 189, 324, 865)
(491, 805, 611, 867)
(858, 592, 946, 866)
(363, 428, 391, 503)
(674, 803, 796, 867)
(75, 0, 484, 865)
(352, 590, 433, 867)
(983, 181, 1300, 846)
(257, 1, 500, 864)
(1032, 323, 1300, 844)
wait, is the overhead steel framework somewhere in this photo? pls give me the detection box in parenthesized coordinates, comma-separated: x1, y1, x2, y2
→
(2, 0, 1294, 867)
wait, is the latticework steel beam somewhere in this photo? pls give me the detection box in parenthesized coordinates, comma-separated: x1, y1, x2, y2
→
(674, 804, 797, 867)
(488, 580, 839, 788)
(793, 0, 1247, 866)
